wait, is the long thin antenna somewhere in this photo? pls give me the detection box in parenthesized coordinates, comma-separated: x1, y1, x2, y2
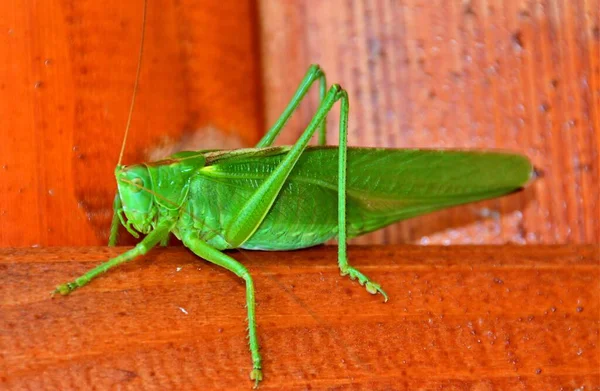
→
(117, 0, 148, 166)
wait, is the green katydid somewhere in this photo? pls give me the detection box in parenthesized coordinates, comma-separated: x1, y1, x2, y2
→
(53, 2, 534, 387)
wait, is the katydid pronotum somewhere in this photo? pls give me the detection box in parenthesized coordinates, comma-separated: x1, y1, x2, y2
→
(53, 2, 534, 387)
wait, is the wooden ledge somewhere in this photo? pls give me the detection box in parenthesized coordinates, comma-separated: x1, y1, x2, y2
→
(1, 245, 598, 389)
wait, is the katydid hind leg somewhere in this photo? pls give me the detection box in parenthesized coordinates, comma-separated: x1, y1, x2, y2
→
(54, 222, 172, 295)
(180, 233, 262, 387)
(236, 82, 389, 300)
(224, 84, 347, 247)
(332, 89, 389, 301)
(256, 64, 328, 148)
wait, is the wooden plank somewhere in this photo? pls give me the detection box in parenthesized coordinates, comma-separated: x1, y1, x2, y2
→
(0, 0, 263, 246)
(259, 0, 599, 245)
(1, 245, 598, 389)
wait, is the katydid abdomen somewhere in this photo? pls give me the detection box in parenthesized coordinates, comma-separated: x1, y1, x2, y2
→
(178, 146, 533, 251)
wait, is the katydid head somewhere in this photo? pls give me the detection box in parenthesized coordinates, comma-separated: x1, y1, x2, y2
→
(115, 164, 156, 235)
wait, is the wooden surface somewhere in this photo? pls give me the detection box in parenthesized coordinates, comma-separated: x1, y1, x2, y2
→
(0, 1, 598, 246)
(260, 0, 599, 245)
(1, 245, 598, 390)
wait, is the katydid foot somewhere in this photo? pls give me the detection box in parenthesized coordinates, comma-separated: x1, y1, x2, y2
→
(250, 368, 263, 388)
(341, 266, 389, 302)
(52, 275, 91, 296)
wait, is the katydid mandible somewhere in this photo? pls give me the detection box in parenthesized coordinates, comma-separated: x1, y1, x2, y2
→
(53, 3, 534, 387)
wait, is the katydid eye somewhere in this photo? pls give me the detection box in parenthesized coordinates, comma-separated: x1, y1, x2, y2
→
(131, 177, 144, 192)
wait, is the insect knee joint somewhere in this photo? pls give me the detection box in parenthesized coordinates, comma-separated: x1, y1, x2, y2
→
(137, 243, 150, 255)
(240, 269, 253, 284)
(309, 63, 321, 73)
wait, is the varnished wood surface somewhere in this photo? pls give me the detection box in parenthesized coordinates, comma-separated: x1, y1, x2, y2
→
(260, 0, 599, 245)
(1, 245, 598, 390)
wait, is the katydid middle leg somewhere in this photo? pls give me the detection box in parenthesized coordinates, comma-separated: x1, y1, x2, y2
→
(179, 232, 263, 387)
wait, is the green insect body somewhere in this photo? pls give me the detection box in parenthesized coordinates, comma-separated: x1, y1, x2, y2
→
(55, 63, 533, 387)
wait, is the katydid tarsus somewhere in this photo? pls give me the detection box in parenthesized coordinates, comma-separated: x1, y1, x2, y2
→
(53, 2, 534, 387)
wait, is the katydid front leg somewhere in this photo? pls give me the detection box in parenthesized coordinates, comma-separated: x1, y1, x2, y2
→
(54, 221, 172, 295)
(108, 193, 122, 246)
(226, 83, 388, 300)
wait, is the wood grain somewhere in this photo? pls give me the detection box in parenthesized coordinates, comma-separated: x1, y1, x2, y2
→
(259, 0, 599, 245)
(1, 245, 598, 390)
(0, 0, 263, 246)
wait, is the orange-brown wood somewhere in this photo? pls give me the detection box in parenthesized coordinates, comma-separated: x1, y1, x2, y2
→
(0, 0, 263, 247)
(0, 1, 597, 247)
(1, 245, 598, 389)
(259, 0, 599, 245)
